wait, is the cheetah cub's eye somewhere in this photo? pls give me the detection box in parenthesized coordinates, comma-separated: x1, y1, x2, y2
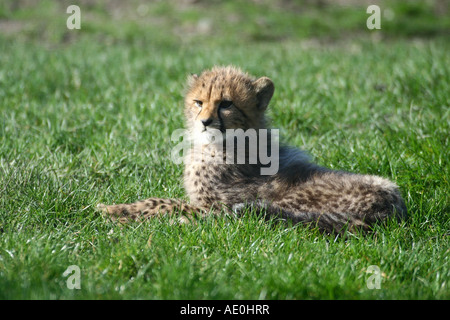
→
(219, 100, 233, 109)
(194, 100, 203, 108)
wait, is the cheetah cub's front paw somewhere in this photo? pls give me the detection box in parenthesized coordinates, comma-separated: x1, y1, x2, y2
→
(95, 203, 139, 222)
(232, 201, 263, 216)
(232, 203, 246, 214)
(96, 203, 108, 214)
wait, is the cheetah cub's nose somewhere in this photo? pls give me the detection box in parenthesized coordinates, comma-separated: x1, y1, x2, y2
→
(201, 118, 213, 127)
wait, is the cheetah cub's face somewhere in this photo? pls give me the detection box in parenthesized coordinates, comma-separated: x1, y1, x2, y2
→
(184, 66, 274, 143)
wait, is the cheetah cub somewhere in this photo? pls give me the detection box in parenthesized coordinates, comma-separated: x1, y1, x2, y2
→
(98, 66, 407, 233)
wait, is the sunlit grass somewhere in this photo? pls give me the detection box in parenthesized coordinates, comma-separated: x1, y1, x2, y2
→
(0, 0, 448, 300)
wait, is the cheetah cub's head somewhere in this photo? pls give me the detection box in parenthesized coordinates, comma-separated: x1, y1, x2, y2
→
(184, 66, 274, 142)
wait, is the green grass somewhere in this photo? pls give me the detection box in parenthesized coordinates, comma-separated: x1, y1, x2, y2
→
(0, 0, 449, 300)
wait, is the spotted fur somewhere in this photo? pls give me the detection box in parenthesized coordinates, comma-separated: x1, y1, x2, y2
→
(98, 66, 407, 233)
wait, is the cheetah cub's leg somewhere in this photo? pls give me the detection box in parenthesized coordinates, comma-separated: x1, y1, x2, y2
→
(233, 200, 361, 234)
(97, 198, 210, 223)
(232, 200, 324, 229)
(233, 173, 408, 234)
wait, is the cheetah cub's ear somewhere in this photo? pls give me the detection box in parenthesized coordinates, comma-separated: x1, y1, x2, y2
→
(253, 77, 274, 111)
(187, 73, 198, 88)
